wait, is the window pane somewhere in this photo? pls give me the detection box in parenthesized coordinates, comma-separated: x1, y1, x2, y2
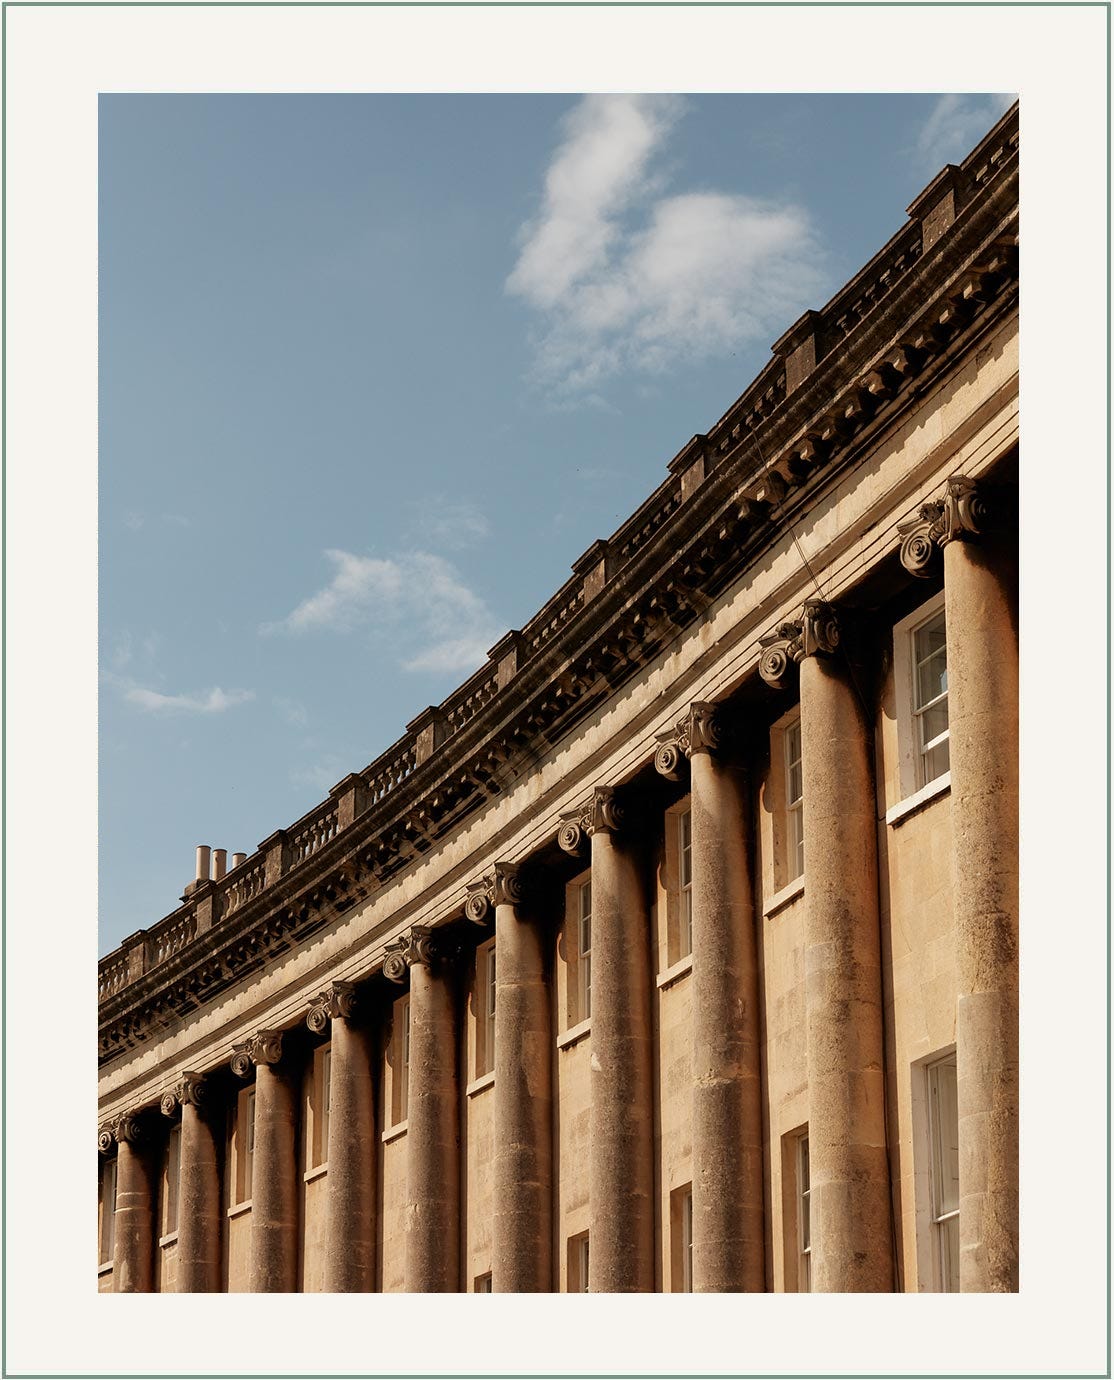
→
(920, 699, 949, 747)
(941, 1214, 960, 1292)
(924, 739, 950, 782)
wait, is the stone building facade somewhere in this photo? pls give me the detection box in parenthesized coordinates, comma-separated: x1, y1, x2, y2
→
(97, 105, 1019, 1294)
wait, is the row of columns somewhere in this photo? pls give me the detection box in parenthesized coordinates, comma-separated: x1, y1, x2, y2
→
(99, 473, 1016, 1294)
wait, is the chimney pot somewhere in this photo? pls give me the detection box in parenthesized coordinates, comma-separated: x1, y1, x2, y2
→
(230, 852, 247, 870)
(195, 845, 211, 882)
(212, 848, 228, 882)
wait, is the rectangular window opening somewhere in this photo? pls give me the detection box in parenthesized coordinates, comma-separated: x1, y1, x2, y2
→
(785, 719, 804, 882)
(927, 1054, 960, 1291)
(912, 609, 950, 786)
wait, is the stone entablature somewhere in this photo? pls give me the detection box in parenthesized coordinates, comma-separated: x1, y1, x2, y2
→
(98, 107, 1019, 1065)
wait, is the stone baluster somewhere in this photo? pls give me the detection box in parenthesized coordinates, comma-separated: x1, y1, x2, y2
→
(560, 787, 653, 1292)
(655, 703, 764, 1292)
(900, 475, 1018, 1291)
(105, 1111, 156, 1293)
(761, 602, 893, 1291)
(160, 1072, 221, 1292)
(233, 1030, 298, 1292)
(306, 981, 376, 1292)
(384, 927, 460, 1292)
(466, 863, 552, 1292)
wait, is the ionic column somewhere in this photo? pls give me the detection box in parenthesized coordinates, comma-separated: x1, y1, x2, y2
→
(561, 787, 654, 1292)
(233, 1030, 297, 1292)
(901, 476, 1018, 1291)
(103, 1111, 156, 1293)
(761, 603, 893, 1292)
(384, 927, 460, 1292)
(656, 703, 764, 1291)
(306, 982, 376, 1292)
(161, 1073, 220, 1292)
(467, 863, 553, 1292)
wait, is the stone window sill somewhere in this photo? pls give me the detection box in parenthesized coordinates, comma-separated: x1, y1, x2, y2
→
(158, 1230, 179, 1248)
(381, 1120, 408, 1146)
(656, 954, 693, 990)
(466, 1070, 495, 1098)
(763, 875, 805, 919)
(97, 1261, 113, 1277)
(304, 1163, 328, 1184)
(227, 1199, 252, 1220)
(556, 1017, 591, 1051)
(886, 772, 951, 827)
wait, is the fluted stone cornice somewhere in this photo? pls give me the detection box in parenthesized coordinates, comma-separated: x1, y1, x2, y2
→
(654, 701, 725, 780)
(898, 473, 989, 577)
(464, 862, 523, 925)
(758, 600, 841, 689)
(557, 786, 626, 857)
(382, 926, 437, 984)
(306, 980, 357, 1033)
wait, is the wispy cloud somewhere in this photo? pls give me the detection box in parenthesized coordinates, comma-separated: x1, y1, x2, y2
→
(123, 685, 255, 714)
(291, 754, 347, 793)
(507, 94, 823, 395)
(916, 94, 1015, 169)
(274, 696, 309, 727)
(408, 496, 491, 551)
(261, 548, 500, 676)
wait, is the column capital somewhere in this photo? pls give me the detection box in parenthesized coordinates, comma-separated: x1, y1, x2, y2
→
(464, 862, 522, 925)
(231, 1029, 284, 1078)
(654, 701, 726, 780)
(161, 1070, 209, 1119)
(758, 600, 841, 688)
(557, 786, 625, 855)
(382, 925, 437, 984)
(105, 1109, 145, 1147)
(898, 473, 988, 577)
(306, 980, 357, 1033)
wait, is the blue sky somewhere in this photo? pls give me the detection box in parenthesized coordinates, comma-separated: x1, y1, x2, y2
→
(99, 91, 1011, 953)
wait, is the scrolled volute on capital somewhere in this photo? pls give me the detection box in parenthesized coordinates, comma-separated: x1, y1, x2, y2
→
(464, 862, 522, 925)
(558, 786, 625, 855)
(382, 925, 437, 984)
(898, 474, 988, 577)
(111, 1110, 144, 1146)
(759, 601, 840, 689)
(654, 700, 726, 780)
(306, 981, 357, 1034)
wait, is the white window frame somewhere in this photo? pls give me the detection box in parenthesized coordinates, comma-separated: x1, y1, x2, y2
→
(391, 995, 411, 1127)
(308, 1042, 331, 1170)
(676, 806, 693, 960)
(232, 1084, 255, 1207)
(99, 1156, 117, 1266)
(784, 717, 804, 884)
(475, 939, 497, 1079)
(796, 1133, 811, 1292)
(162, 1121, 182, 1240)
(576, 878, 592, 1022)
(926, 1052, 960, 1292)
(893, 590, 951, 801)
(568, 1231, 590, 1292)
(670, 1183, 694, 1291)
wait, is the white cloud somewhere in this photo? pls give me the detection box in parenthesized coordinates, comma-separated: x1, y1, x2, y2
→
(273, 696, 309, 727)
(262, 548, 500, 676)
(410, 497, 491, 551)
(123, 685, 255, 714)
(916, 94, 1015, 169)
(507, 95, 823, 394)
(122, 511, 146, 531)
